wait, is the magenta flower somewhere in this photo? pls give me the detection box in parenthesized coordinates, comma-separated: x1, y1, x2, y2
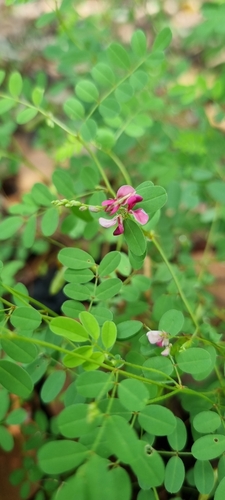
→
(99, 184, 149, 235)
(99, 214, 124, 235)
(146, 330, 171, 356)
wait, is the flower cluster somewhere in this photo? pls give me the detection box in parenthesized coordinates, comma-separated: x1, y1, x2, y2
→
(99, 185, 149, 235)
(146, 330, 171, 356)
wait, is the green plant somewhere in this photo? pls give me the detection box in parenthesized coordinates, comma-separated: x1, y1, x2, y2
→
(1, 1, 225, 499)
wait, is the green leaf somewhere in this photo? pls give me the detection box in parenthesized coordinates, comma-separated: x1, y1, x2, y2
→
(8, 71, 23, 97)
(32, 87, 44, 106)
(52, 169, 75, 198)
(76, 80, 99, 103)
(108, 467, 131, 500)
(125, 123, 145, 138)
(95, 128, 115, 149)
(124, 219, 147, 256)
(194, 460, 214, 494)
(164, 456, 185, 493)
(10, 307, 42, 331)
(0, 360, 33, 398)
(5, 408, 27, 425)
(152, 27, 172, 51)
(79, 311, 100, 340)
(118, 379, 149, 411)
(215, 477, 225, 500)
(131, 30, 147, 57)
(138, 405, 176, 436)
(167, 417, 187, 451)
(26, 357, 49, 384)
(0, 99, 15, 114)
(76, 371, 114, 398)
(1, 337, 37, 363)
(130, 70, 148, 91)
(130, 443, 165, 488)
(98, 398, 131, 421)
(218, 455, 225, 483)
(58, 403, 100, 438)
(105, 415, 139, 464)
(107, 43, 130, 70)
(206, 181, 225, 205)
(99, 98, 120, 119)
(98, 251, 121, 277)
(0, 216, 23, 240)
(22, 217, 36, 248)
(176, 348, 212, 374)
(0, 388, 10, 421)
(91, 63, 115, 87)
(31, 183, 54, 206)
(63, 283, 91, 301)
(41, 207, 59, 236)
(63, 97, 85, 120)
(193, 411, 221, 433)
(0, 70, 5, 85)
(63, 346, 93, 368)
(16, 108, 38, 124)
(50, 317, 89, 342)
(61, 300, 86, 319)
(82, 351, 104, 371)
(38, 440, 87, 474)
(95, 278, 122, 300)
(58, 247, 94, 269)
(136, 182, 167, 214)
(64, 268, 94, 283)
(80, 166, 99, 189)
(0, 425, 14, 452)
(159, 309, 184, 336)
(142, 356, 173, 382)
(80, 119, 97, 142)
(40, 371, 66, 403)
(92, 306, 113, 325)
(117, 320, 142, 340)
(115, 83, 134, 103)
(101, 321, 117, 349)
(192, 435, 225, 460)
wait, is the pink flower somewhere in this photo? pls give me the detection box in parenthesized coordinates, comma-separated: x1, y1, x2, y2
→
(99, 184, 149, 235)
(99, 215, 124, 235)
(146, 330, 171, 356)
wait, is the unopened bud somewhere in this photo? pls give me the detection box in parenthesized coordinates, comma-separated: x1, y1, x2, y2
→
(89, 205, 100, 213)
(79, 205, 88, 211)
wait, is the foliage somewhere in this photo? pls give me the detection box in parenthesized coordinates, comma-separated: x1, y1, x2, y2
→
(1, 1, 225, 499)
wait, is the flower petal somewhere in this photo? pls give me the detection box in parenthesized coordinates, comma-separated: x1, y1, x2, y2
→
(146, 331, 162, 345)
(127, 194, 143, 209)
(102, 200, 114, 207)
(161, 345, 171, 356)
(113, 216, 124, 235)
(117, 185, 135, 198)
(131, 208, 149, 225)
(99, 217, 117, 228)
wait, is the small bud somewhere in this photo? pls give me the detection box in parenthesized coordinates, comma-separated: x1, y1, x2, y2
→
(89, 205, 100, 213)
(79, 205, 88, 211)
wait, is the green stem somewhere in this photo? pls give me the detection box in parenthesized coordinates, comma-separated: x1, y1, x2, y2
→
(106, 151, 131, 185)
(1, 283, 58, 317)
(91, 371, 119, 453)
(153, 487, 160, 500)
(82, 143, 115, 197)
(158, 450, 192, 457)
(151, 235, 199, 331)
(169, 355, 182, 386)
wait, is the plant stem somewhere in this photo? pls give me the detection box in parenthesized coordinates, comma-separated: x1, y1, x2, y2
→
(106, 151, 131, 185)
(1, 283, 58, 317)
(150, 235, 199, 331)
